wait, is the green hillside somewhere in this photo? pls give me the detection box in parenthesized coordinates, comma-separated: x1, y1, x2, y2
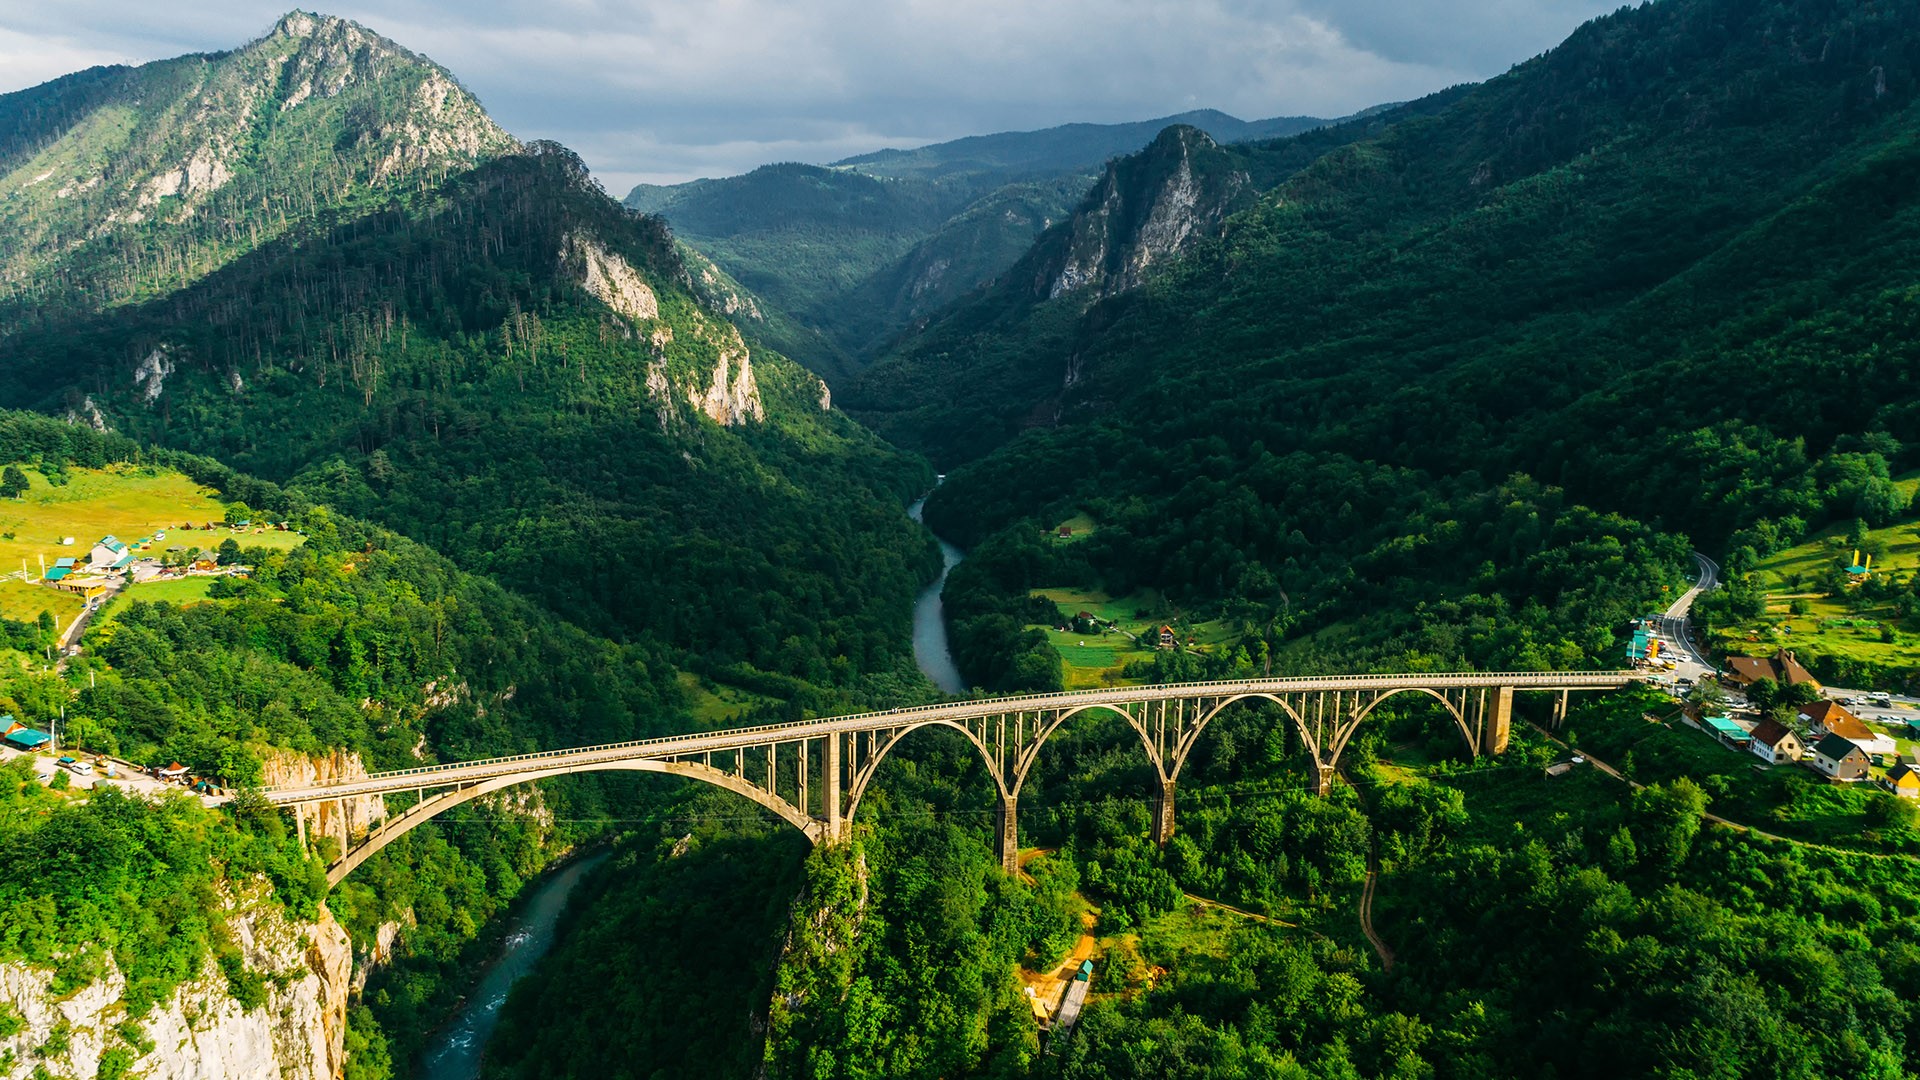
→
(622, 110, 1360, 381)
(0, 11, 516, 324)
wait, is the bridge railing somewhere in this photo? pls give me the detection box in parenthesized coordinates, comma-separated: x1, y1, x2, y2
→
(261, 670, 1643, 797)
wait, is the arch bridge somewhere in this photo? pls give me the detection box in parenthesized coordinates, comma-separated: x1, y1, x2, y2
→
(260, 671, 1640, 885)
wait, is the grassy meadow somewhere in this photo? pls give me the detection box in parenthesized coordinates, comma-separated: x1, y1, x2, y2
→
(0, 463, 302, 625)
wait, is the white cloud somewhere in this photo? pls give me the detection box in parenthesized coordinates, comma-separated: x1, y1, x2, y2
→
(0, 26, 135, 88)
(0, 0, 1619, 187)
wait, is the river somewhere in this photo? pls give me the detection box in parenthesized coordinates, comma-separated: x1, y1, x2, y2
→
(908, 492, 967, 695)
(419, 851, 610, 1080)
(422, 494, 960, 1077)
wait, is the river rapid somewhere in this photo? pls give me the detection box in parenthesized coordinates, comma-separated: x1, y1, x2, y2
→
(418, 851, 610, 1080)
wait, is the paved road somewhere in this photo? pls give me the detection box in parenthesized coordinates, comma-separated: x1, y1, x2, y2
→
(1653, 552, 1720, 683)
(56, 576, 123, 663)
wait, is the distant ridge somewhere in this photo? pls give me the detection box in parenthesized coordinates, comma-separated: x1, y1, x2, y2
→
(828, 107, 1353, 181)
(623, 104, 1386, 381)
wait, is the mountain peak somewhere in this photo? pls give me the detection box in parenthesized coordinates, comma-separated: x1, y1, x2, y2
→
(0, 12, 516, 319)
(1037, 121, 1248, 300)
(271, 10, 328, 38)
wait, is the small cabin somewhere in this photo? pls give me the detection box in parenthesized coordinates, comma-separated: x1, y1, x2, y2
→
(1886, 762, 1920, 799)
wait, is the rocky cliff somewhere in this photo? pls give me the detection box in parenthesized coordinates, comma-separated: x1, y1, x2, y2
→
(260, 748, 386, 857)
(0, 884, 351, 1080)
(1036, 125, 1252, 301)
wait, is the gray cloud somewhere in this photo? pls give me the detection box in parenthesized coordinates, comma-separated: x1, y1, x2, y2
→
(0, 1, 1617, 189)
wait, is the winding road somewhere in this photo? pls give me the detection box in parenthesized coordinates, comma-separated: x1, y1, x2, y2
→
(1655, 552, 1720, 681)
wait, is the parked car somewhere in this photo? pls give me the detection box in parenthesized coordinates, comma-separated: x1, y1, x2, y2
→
(66, 760, 93, 775)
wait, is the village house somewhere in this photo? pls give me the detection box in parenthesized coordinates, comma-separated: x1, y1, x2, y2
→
(88, 535, 130, 570)
(1747, 717, 1802, 764)
(1809, 733, 1871, 781)
(1723, 649, 1819, 690)
(48, 577, 108, 600)
(1799, 700, 1899, 758)
(1884, 762, 1920, 799)
(3, 715, 51, 752)
(1158, 625, 1177, 650)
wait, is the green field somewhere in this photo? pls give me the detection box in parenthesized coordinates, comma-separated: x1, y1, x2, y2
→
(1048, 513, 1099, 543)
(677, 672, 778, 727)
(0, 463, 304, 570)
(0, 464, 305, 627)
(0, 577, 80, 626)
(1719, 484, 1920, 674)
(1031, 587, 1169, 688)
(1030, 586, 1263, 687)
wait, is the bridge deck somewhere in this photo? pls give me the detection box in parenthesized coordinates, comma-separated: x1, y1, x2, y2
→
(261, 672, 1640, 806)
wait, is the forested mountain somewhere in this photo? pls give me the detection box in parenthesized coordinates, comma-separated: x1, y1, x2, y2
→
(0, 140, 936, 689)
(859, 0, 1920, 578)
(0, 11, 515, 323)
(621, 109, 1352, 381)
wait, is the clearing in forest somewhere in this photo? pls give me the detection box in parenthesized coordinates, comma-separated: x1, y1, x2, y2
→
(0, 463, 304, 624)
(1722, 480, 1920, 675)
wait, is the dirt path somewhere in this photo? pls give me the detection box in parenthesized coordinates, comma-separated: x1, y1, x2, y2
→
(1527, 720, 1903, 861)
(1015, 848, 1099, 1022)
(1182, 892, 1293, 926)
(1358, 860, 1395, 971)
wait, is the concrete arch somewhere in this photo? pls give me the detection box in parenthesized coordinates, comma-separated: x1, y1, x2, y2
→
(326, 758, 817, 886)
(1334, 686, 1473, 762)
(842, 717, 1010, 824)
(1033, 702, 1150, 788)
(1177, 693, 1318, 781)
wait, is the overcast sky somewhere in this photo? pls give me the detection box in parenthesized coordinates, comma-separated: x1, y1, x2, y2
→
(0, 1, 1618, 192)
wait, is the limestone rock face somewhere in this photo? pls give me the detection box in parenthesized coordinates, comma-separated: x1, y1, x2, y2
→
(563, 229, 660, 322)
(260, 748, 386, 854)
(1041, 125, 1250, 301)
(0, 888, 352, 1080)
(691, 325, 766, 426)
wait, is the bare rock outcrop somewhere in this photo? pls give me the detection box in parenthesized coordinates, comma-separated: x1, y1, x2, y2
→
(0, 887, 351, 1080)
(260, 748, 386, 854)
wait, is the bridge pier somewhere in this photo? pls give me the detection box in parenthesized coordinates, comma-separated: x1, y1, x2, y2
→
(1481, 686, 1514, 755)
(1152, 777, 1176, 845)
(1311, 761, 1334, 796)
(995, 792, 1019, 875)
(824, 731, 843, 842)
